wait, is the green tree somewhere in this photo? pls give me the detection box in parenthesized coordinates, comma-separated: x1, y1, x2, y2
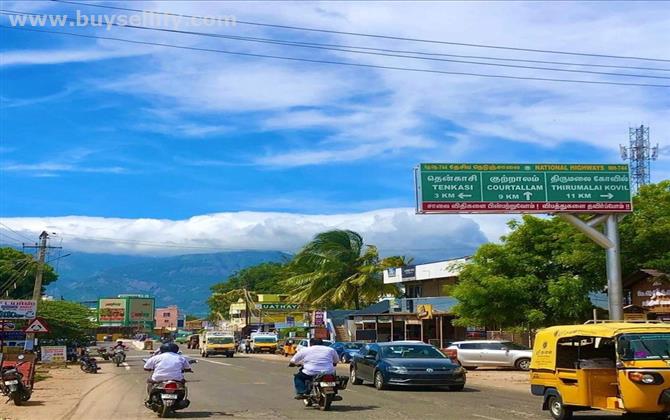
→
(450, 180, 670, 329)
(620, 180, 670, 273)
(282, 230, 401, 309)
(207, 262, 285, 319)
(0, 248, 57, 299)
(37, 300, 97, 342)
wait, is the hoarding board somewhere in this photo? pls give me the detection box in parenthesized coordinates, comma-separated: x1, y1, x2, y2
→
(98, 298, 126, 322)
(41, 346, 67, 363)
(128, 298, 154, 322)
(416, 163, 632, 214)
(0, 300, 37, 320)
(255, 303, 301, 311)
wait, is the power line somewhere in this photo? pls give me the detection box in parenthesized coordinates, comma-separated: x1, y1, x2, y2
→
(0, 222, 34, 242)
(3, 24, 669, 89)
(53, 0, 670, 63)
(20, 11, 665, 81)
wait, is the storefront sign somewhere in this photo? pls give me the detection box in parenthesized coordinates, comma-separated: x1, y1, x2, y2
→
(99, 298, 126, 322)
(401, 266, 416, 281)
(417, 304, 434, 320)
(41, 346, 67, 363)
(255, 303, 301, 311)
(313, 310, 325, 326)
(0, 300, 37, 320)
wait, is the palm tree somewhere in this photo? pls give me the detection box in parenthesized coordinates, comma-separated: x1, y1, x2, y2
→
(282, 230, 402, 309)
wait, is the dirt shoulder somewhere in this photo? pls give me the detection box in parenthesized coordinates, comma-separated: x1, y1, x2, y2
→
(0, 362, 115, 420)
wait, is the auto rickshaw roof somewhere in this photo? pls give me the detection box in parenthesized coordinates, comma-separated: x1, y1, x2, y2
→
(530, 322, 670, 370)
(538, 322, 670, 340)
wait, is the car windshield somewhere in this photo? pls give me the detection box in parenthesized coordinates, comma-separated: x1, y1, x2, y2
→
(618, 333, 670, 360)
(382, 345, 446, 359)
(503, 342, 530, 350)
(254, 337, 277, 343)
(208, 337, 233, 344)
(342, 342, 364, 350)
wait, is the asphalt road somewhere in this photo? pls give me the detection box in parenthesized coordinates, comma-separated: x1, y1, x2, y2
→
(62, 347, 617, 420)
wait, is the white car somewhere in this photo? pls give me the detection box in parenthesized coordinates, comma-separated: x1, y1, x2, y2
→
(446, 340, 532, 371)
(296, 339, 333, 353)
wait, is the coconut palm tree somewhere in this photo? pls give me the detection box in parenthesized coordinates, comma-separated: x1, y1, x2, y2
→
(282, 230, 402, 309)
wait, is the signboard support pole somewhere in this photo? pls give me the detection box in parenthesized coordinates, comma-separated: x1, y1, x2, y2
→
(605, 215, 623, 321)
(558, 213, 623, 321)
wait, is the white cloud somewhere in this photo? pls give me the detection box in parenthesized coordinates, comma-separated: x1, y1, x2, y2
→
(2, 162, 127, 174)
(0, 48, 147, 67)
(0, 209, 509, 260)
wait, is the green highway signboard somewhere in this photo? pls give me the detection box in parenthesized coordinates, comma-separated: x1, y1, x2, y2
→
(416, 163, 632, 214)
(255, 303, 302, 311)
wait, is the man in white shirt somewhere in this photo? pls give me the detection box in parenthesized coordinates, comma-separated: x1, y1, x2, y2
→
(144, 343, 192, 396)
(289, 338, 339, 398)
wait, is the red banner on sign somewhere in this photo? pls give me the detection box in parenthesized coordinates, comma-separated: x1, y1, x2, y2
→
(421, 201, 632, 213)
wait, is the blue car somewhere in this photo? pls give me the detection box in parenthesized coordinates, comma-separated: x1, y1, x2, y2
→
(330, 342, 365, 363)
(350, 341, 466, 391)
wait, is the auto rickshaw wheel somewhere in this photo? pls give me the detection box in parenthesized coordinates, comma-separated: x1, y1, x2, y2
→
(547, 395, 572, 420)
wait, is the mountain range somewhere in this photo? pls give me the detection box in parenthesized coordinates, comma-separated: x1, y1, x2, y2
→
(46, 251, 290, 315)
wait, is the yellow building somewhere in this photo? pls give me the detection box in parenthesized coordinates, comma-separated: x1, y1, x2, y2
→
(229, 294, 309, 330)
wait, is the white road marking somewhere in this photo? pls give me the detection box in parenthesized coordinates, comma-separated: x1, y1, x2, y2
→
(472, 415, 503, 420)
(122, 362, 130, 371)
(195, 358, 232, 367)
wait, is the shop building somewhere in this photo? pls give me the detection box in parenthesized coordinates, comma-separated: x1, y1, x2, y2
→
(623, 269, 670, 321)
(155, 305, 184, 331)
(229, 294, 309, 334)
(344, 258, 469, 348)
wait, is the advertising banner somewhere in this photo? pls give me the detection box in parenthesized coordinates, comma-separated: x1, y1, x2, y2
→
(99, 299, 126, 322)
(0, 300, 37, 320)
(128, 298, 154, 322)
(41, 346, 67, 363)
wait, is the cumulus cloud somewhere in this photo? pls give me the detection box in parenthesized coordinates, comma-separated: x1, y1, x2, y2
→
(0, 209, 511, 261)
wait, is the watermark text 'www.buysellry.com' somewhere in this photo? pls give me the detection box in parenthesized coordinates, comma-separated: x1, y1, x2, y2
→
(7, 10, 236, 30)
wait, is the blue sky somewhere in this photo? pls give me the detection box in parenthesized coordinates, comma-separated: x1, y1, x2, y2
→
(1, 1, 669, 257)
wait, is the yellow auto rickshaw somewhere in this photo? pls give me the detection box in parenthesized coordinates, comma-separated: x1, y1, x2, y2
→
(283, 339, 296, 357)
(530, 322, 670, 419)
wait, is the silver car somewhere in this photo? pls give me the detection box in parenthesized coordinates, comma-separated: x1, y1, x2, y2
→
(446, 340, 532, 371)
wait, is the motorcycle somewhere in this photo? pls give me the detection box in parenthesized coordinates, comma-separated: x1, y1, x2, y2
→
(289, 364, 348, 411)
(96, 347, 111, 361)
(0, 355, 31, 405)
(79, 351, 100, 374)
(112, 348, 126, 367)
(144, 359, 196, 418)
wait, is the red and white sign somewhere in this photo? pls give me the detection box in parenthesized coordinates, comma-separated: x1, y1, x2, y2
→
(24, 318, 49, 334)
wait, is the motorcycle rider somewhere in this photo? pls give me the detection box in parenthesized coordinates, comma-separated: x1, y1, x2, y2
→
(143, 343, 192, 400)
(111, 339, 127, 361)
(289, 338, 339, 399)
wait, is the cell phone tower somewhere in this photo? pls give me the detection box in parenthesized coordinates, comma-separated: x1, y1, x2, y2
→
(620, 125, 659, 192)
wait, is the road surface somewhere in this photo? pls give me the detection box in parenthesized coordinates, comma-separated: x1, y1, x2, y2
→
(61, 346, 615, 419)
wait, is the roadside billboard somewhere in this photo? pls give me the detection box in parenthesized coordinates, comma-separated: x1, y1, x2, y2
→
(41, 346, 67, 363)
(416, 163, 632, 214)
(98, 298, 126, 322)
(128, 298, 154, 322)
(0, 300, 37, 320)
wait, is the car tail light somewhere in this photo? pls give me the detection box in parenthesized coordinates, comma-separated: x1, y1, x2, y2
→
(163, 382, 180, 392)
(444, 348, 458, 361)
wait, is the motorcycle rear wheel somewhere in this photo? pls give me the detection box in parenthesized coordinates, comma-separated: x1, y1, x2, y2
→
(318, 394, 333, 411)
(157, 404, 172, 418)
(12, 392, 22, 406)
